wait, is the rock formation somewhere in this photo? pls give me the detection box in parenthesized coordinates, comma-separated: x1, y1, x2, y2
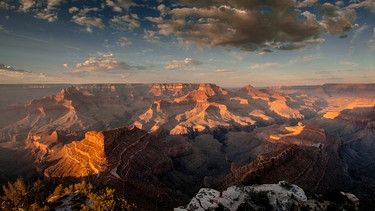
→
(176, 181, 360, 211)
(0, 83, 374, 209)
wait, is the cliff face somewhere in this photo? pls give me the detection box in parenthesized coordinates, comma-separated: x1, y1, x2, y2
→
(29, 126, 185, 210)
(44, 131, 108, 178)
(206, 124, 349, 193)
(38, 126, 174, 181)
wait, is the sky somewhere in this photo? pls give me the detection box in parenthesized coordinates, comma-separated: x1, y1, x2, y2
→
(0, 0, 374, 87)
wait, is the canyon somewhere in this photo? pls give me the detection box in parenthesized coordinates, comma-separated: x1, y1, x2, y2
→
(0, 83, 374, 210)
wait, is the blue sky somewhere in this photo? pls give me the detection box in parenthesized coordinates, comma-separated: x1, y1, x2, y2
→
(0, 0, 374, 87)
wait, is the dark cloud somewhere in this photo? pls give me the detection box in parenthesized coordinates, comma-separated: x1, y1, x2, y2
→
(320, 3, 356, 34)
(159, 0, 322, 51)
(0, 63, 30, 73)
(156, 0, 372, 51)
(259, 49, 273, 55)
(339, 34, 348, 38)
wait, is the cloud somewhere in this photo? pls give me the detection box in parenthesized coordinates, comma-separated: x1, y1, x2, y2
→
(68, 7, 79, 13)
(339, 61, 359, 67)
(106, 0, 135, 11)
(259, 49, 273, 55)
(157, 4, 169, 16)
(155, 0, 373, 51)
(46, 0, 65, 10)
(320, 3, 356, 34)
(0, 63, 30, 73)
(212, 69, 236, 73)
(348, 0, 375, 13)
(72, 15, 105, 32)
(250, 63, 283, 70)
(35, 9, 58, 22)
(289, 54, 320, 64)
(110, 14, 140, 31)
(227, 51, 244, 60)
(18, 0, 34, 11)
(158, 0, 323, 51)
(297, 0, 318, 8)
(164, 58, 202, 70)
(0, 64, 52, 83)
(116, 37, 132, 47)
(144, 29, 161, 43)
(352, 25, 369, 42)
(71, 53, 133, 74)
(370, 28, 375, 49)
(0, 2, 15, 10)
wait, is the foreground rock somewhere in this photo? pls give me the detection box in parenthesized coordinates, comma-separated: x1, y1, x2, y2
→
(176, 181, 359, 211)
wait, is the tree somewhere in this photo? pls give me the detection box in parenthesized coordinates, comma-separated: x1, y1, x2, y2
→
(29, 179, 45, 205)
(2, 178, 28, 209)
(83, 187, 116, 211)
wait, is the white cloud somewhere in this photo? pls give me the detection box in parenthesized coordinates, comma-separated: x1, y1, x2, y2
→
(72, 15, 105, 32)
(106, 0, 122, 12)
(157, 4, 169, 16)
(348, 0, 375, 13)
(68, 7, 79, 13)
(18, 0, 34, 11)
(106, 0, 135, 11)
(212, 69, 236, 73)
(289, 54, 320, 64)
(47, 0, 65, 10)
(250, 63, 283, 70)
(339, 61, 359, 67)
(71, 53, 132, 73)
(110, 14, 140, 31)
(164, 58, 203, 70)
(146, 16, 163, 23)
(35, 9, 58, 22)
(297, 0, 318, 8)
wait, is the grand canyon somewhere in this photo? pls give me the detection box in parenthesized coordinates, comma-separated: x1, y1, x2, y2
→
(0, 83, 374, 210)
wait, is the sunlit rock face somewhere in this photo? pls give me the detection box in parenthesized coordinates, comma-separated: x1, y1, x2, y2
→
(0, 83, 326, 143)
(39, 127, 173, 180)
(31, 126, 186, 210)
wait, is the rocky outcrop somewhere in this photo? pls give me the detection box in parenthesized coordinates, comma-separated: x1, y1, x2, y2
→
(39, 127, 173, 180)
(32, 126, 187, 210)
(206, 130, 347, 193)
(177, 181, 359, 211)
(43, 131, 108, 178)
